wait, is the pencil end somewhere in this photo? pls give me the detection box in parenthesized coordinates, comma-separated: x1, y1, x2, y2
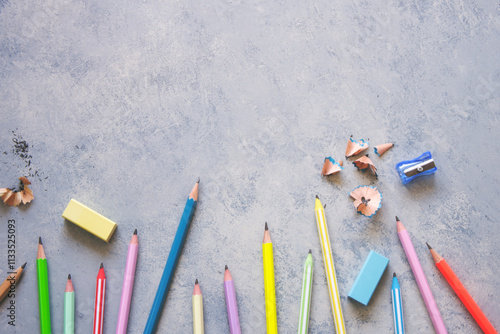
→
(68, 274, 71, 280)
(308, 249, 312, 254)
(225, 265, 228, 270)
(393, 272, 396, 278)
(38, 236, 42, 245)
(196, 177, 200, 183)
(195, 278, 198, 284)
(133, 228, 137, 235)
(100, 262, 103, 269)
(395, 216, 400, 222)
(265, 222, 268, 231)
(21, 262, 27, 269)
(426, 242, 432, 250)
(315, 194, 319, 199)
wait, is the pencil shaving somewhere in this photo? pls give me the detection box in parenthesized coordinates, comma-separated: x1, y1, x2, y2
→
(0, 177, 34, 206)
(345, 138, 369, 158)
(349, 186, 382, 217)
(374, 143, 394, 156)
(321, 157, 344, 176)
(353, 155, 378, 177)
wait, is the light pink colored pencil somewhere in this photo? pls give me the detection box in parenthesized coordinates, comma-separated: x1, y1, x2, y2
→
(116, 229, 139, 334)
(396, 217, 447, 334)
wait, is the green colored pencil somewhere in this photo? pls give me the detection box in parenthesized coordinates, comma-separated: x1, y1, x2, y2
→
(64, 274, 75, 334)
(298, 250, 314, 334)
(37, 237, 52, 334)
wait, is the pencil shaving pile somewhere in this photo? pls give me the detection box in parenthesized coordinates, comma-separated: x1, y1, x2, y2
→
(0, 177, 34, 206)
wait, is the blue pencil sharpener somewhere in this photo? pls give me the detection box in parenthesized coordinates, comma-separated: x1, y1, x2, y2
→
(396, 151, 437, 184)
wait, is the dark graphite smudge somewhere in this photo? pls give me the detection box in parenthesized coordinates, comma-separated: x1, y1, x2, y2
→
(9, 130, 45, 181)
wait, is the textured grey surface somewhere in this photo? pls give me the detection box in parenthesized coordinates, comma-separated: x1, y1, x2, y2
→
(1, 0, 500, 333)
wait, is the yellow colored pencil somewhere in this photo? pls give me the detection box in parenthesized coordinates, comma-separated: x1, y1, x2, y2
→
(263, 223, 278, 334)
(314, 196, 345, 334)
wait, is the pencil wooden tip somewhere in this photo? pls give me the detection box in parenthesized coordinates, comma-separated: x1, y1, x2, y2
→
(265, 222, 268, 230)
(68, 274, 71, 280)
(309, 249, 312, 254)
(395, 216, 400, 222)
(133, 229, 137, 235)
(225, 265, 228, 270)
(21, 262, 27, 269)
(393, 272, 396, 277)
(316, 195, 319, 199)
(100, 262, 103, 269)
(195, 279, 198, 284)
(196, 177, 200, 183)
(39, 236, 42, 244)
(426, 242, 432, 250)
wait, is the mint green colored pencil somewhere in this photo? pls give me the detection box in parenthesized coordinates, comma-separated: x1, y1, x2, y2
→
(64, 274, 75, 334)
(298, 250, 314, 334)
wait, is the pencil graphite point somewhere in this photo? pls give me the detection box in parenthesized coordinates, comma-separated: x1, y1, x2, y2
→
(225, 265, 228, 270)
(68, 274, 71, 280)
(393, 272, 396, 278)
(195, 279, 198, 284)
(100, 262, 103, 269)
(265, 222, 268, 231)
(196, 177, 200, 183)
(426, 242, 432, 250)
(21, 262, 27, 269)
(316, 194, 319, 199)
(395, 216, 400, 222)
(39, 236, 42, 244)
(134, 229, 137, 235)
(309, 249, 312, 254)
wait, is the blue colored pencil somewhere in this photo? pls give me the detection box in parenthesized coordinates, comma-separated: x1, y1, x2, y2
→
(391, 273, 405, 334)
(144, 180, 200, 334)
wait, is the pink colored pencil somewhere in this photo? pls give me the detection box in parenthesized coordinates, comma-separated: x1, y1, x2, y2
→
(93, 263, 106, 334)
(396, 217, 447, 334)
(116, 229, 139, 334)
(224, 265, 241, 334)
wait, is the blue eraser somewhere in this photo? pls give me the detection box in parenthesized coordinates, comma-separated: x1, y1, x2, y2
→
(348, 250, 389, 305)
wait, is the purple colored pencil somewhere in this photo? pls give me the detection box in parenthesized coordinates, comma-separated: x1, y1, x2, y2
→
(224, 266, 241, 334)
(116, 230, 139, 334)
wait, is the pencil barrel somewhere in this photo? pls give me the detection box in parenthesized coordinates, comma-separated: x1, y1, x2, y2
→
(298, 254, 313, 334)
(116, 243, 139, 334)
(224, 280, 241, 334)
(263, 242, 278, 334)
(36, 259, 52, 334)
(314, 202, 346, 334)
(437, 260, 497, 334)
(192, 294, 204, 334)
(64, 292, 75, 334)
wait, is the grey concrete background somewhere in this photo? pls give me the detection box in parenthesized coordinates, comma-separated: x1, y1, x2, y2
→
(1, 0, 499, 333)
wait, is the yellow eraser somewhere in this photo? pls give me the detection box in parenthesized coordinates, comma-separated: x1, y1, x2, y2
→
(62, 199, 117, 242)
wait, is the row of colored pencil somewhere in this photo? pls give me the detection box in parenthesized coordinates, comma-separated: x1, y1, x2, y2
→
(3, 180, 496, 333)
(34, 231, 139, 334)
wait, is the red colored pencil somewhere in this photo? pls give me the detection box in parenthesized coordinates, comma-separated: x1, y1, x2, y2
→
(427, 244, 498, 334)
(93, 263, 106, 334)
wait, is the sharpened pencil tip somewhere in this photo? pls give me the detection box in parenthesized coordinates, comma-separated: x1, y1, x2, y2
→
(100, 262, 103, 269)
(195, 279, 198, 284)
(265, 222, 268, 230)
(309, 249, 312, 254)
(225, 265, 228, 270)
(21, 262, 27, 269)
(196, 177, 200, 183)
(393, 272, 396, 278)
(68, 274, 71, 280)
(38, 236, 42, 244)
(426, 242, 432, 250)
(395, 216, 400, 222)
(316, 194, 319, 199)
(133, 229, 137, 235)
